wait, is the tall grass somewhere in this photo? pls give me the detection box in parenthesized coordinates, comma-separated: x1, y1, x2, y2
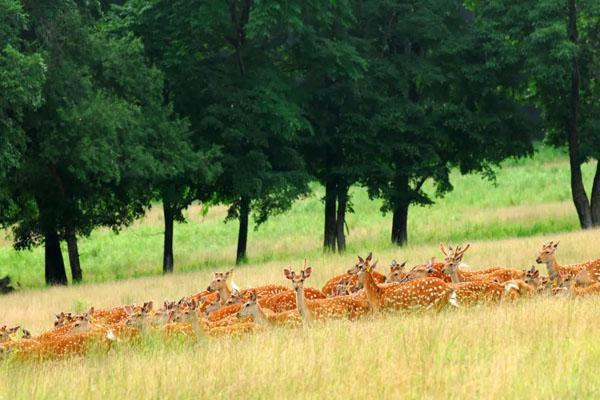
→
(1, 229, 600, 399)
(0, 145, 596, 289)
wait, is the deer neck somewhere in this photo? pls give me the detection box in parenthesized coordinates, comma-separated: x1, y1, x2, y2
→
(449, 268, 463, 283)
(252, 305, 270, 326)
(294, 285, 313, 324)
(219, 285, 233, 305)
(545, 256, 560, 280)
(359, 270, 383, 310)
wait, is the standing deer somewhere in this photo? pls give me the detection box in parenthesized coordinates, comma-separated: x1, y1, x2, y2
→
(284, 262, 370, 325)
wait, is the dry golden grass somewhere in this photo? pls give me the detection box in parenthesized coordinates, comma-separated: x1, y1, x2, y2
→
(1, 229, 600, 398)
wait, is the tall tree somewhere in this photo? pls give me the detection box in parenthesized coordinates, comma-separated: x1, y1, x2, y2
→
(359, 0, 535, 245)
(479, 0, 600, 228)
(123, 0, 310, 264)
(290, 0, 369, 253)
(0, 0, 45, 197)
(0, 0, 185, 284)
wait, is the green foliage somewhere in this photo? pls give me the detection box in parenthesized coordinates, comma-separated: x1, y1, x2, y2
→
(0, 147, 587, 288)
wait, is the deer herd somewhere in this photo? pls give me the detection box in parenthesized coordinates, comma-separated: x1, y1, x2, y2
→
(1, 240, 599, 360)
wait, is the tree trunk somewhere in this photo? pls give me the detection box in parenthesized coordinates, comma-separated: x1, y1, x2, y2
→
(236, 195, 250, 265)
(567, 0, 593, 229)
(162, 201, 175, 274)
(391, 201, 409, 246)
(335, 184, 348, 253)
(45, 229, 68, 286)
(591, 161, 600, 226)
(323, 178, 337, 252)
(66, 228, 82, 283)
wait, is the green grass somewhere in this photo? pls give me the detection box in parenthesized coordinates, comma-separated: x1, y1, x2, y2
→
(0, 145, 596, 288)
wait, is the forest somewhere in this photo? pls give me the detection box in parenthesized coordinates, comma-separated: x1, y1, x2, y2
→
(1, 0, 599, 286)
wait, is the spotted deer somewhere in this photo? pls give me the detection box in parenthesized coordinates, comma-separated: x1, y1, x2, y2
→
(557, 272, 600, 297)
(502, 279, 535, 301)
(347, 254, 457, 312)
(440, 243, 523, 283)
(385, 260, 408, 283)
(400, 257, 451, 283)
(240, 285, 289, 299)
(536, 241, 600, 284)
(206, 270, 236, 305)
(237, 291, 301, 327)
(259, 287, 326, 313)
(321, 266, 386, 297)
(523, 266, 551, 294)
(284, 263, 370, 325)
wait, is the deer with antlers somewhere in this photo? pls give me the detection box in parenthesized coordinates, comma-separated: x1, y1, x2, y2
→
(347, 253, 458, 312)
(440, 243, 523, 283)
(284, 261, 370, 325)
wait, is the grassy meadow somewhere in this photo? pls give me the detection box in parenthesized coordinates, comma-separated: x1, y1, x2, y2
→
(1, 145, 600, 399)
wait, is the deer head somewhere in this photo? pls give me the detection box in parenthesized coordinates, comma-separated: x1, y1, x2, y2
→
(284, 265, 312, 292)
(207, 270, 234, 292)
(386, 260, 408, 283)
(236, 291, 259, 319)
(440, 243, 470, 275)
(536, 241, 559, 264)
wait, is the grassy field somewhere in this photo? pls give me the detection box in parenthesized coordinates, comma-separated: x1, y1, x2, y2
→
(0, 145, 597, 289)
(1, 145, 600, 399)
(1, 230, 600, 398)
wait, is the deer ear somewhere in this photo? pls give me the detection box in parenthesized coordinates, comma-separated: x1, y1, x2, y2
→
(357, 255, 364, 263)
(303, 267, 313, 278)
(552, 241, 560, 249)
(251, 291, 257, 301)
(400, 260, 408, 268)
(533, 270, 539, 278)
(87, 307, 95, 316)
(284, 269, 293, 280)
(371, 260, 378, 269)
(366, 252, 373, 262)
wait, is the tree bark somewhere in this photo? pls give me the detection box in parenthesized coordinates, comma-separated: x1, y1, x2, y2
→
(591, 161, 600, 226)
(567, 0, 593, 229)
(335, 184, 348, 253)
(323, 178, 337, 252)
(162, 201, 175, 274)
(66, 228, 82, 283)
(236, 195, 250, 264)
(391, 201, 409, 246)
(45, 228, 68, 286)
